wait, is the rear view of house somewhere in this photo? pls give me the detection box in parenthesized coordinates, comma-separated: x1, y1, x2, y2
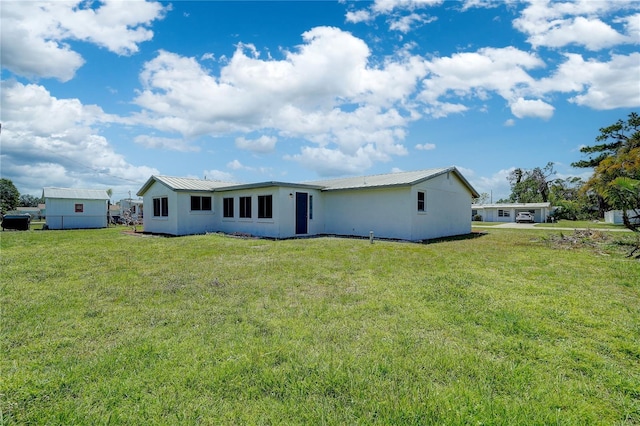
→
(137, 167, 479, 241)
(43, 188, 110, 230)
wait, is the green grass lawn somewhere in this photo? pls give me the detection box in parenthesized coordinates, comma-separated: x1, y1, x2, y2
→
(1, 227, 639, 424)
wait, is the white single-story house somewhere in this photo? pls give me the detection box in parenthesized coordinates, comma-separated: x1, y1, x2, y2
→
(136, 167, 480, 241)
(43, 187, 110, 230)
(472, 202, 552, 223)
(604, 209, 640, 225)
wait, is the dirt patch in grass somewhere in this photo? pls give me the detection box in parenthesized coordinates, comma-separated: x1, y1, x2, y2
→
(540, 229, 638, 258)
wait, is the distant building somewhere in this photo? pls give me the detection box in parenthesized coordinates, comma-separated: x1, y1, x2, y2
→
(604, 210, 640, 225)
(119, 198, 144, 223)
(15, 206, 43, 220)
(43, 187, 110, 230)
(472, 202, 552, 223)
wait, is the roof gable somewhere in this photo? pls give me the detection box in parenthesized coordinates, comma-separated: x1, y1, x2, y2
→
(137, 175, 238, 196)
(43, 187, 110, 200)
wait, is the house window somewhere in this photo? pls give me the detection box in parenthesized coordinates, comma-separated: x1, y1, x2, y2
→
(498, 209, 510, 217)
(258, 195, 273, 219)
(191, 196, 212, 211)
(223, 197, 234, 218)
(239, 196, 252, 218)
(153, 197, 168, 217)
(417, 191, 425, 212)
(75, 204, 84, 213)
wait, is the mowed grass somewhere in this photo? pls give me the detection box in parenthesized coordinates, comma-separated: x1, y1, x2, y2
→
(1, 227, 639, 424)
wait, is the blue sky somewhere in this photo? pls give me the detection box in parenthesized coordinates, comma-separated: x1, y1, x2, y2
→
(1, 0, 639, 202)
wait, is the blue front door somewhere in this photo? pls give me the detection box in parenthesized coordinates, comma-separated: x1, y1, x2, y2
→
(295, 192, 308, 234)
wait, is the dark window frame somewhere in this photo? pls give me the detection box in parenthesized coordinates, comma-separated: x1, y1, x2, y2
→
(153, 197, 169, 217)
(223, 197, 234, 218)
(239, 196, 252, 218)
(190, 195, 212, 211)
(258, 195, 273, 219)
(417, 191, 425, 212)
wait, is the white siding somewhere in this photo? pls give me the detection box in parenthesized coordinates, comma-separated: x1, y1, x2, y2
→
(410, 172, 473, 240)
(323, 187, 413, 240)
(322, 172, 473, 241)
(215, 186, 324, 239)
(141, 182, 179, 235)
(176, 192, 215, 235)
(45, 198, 108, 229)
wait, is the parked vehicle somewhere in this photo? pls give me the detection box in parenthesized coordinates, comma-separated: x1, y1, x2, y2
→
(515, 212, 535, 223)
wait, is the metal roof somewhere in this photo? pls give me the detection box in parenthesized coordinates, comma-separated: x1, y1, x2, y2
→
(137, 167, 479, 197)
(137, 175, 239, 196)
(43, 187, 110, 200)
(306, 167, 477, 193)
(215, 181, 324, 192)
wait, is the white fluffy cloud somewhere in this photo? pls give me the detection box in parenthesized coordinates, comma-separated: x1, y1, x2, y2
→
(134, 135, 199, 152)
(415, 143, 436, 150)
(235, 136, 278, 154)
(0, 0, 167, 81)
(513, 1, 638, 50)
(0, 80, 157, 196)
(510, 98, 555, 119)
(534, 52, 640, 109)
(133, 27, 425, 176)
(420, 46, 544, 108)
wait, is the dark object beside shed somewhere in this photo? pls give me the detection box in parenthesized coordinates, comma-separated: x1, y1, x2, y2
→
(2, 214, 31, 231)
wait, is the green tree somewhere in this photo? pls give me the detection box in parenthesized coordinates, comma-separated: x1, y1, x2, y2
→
(548, 177, 597, 220)
(0, 178, 20, 214)
(19, 194, 43, 207)
(572, 112, 640, 168)
(505, 162, 555, 203)
(473, 192, 490, 205)
(579, 113, 639, 250)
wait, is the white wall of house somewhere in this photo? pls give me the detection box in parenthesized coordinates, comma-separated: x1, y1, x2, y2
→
(45, 198, 108, 229)
(411, 172, 473, 240)
(216, 187, 280, 238)
(215, 186, 324, 239)
(323, 187, 413, 240)
(141, 182, 179, 235)
(176, 192, 216, 235)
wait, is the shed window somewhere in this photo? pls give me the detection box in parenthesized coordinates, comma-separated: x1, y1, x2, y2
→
(239, 196, 252, 218)
(153, 197, 168, 217)
(223, 197, 234, 218)
(417, 191, 425, 212)
(191, 196, 212, 211)
(75, 203, 84, 213)
(258, 195, 272, 219)
(498, 209, 510, 217)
